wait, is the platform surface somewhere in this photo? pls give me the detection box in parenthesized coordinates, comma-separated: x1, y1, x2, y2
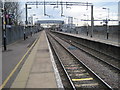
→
(58, 31, 119, 47)
(11, 30, 60, 88)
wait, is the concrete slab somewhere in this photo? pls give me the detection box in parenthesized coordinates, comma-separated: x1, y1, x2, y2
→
(11, 30, 63, 88)
(45, 32, 64, 88)
(3, 32, 41, 88)
(25, 31, 57, 88)
(11, 81, 26, 88)
(11, 37, 40, 88)
(26, 73, 57, 88)
(36, 53, 50, 58)
(31, 59, 54, 73)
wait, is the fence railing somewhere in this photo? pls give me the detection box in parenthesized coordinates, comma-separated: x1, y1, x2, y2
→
(2, 25, 40, 45)
(62, 26, 119, 42)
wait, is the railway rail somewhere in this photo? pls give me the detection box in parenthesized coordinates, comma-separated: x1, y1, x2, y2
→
(51, 31, 120, 72)
(46, 31, 113, 89)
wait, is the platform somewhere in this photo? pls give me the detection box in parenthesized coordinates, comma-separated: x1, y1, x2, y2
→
(11, 30, 63, 88)
(57, 31, 119, 47)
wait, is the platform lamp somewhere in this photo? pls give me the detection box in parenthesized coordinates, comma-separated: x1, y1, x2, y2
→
(102, 7, 110, 39)
(35, 18, 38, 33)
(24, 6, 32, 40)
(30, 14, 36, 35)
(74, 18, 79, 34)
(83, 14, 89, 36)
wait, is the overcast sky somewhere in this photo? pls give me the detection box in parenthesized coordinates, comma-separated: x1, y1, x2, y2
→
(17, 0, 119, 26)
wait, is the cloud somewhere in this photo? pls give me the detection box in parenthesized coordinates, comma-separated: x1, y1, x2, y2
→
(17, 0, 119, 25)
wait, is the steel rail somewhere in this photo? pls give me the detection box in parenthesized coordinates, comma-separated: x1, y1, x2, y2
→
(55, 34, 120, 71)
(48, 32, 113, 90)
(47, 33, 76, 90)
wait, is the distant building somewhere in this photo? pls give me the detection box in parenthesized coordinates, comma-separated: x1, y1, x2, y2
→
(118, 1, 120, 25)
(61, 24, 75, 32)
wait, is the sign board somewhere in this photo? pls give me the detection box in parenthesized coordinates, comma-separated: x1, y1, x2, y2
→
(9, 14, 14, 18)
(6, 25, 12, 28)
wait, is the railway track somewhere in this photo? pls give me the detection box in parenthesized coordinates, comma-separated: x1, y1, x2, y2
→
(51, 32, 120, 72)
(47, 32, 112, 90)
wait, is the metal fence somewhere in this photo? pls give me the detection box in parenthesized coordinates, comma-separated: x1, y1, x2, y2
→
(68, 25, 119, 42)
(2, 25, 40, 45)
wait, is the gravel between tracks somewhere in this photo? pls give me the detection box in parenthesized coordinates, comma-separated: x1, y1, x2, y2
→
(51, 33, 119, 89)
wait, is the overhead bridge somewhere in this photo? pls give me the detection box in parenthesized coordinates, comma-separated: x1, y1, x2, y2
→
(36, 20, 64, 24)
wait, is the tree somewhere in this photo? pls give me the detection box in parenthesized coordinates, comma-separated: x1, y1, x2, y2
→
(4, 1, 22, 25)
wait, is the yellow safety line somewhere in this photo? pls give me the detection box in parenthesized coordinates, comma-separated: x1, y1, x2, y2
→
(1, 38, 38, 89)
(72, 78, 93, 81)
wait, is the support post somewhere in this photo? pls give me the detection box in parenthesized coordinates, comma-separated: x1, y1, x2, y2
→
(25, 4, 28, 40)
(25, 4, 28, 25)
(3, 30, 7, 51)
(61, 1, 63, 16)
(44, 0, 46, 15)
(23, 26, 26, 40)
(91, 5, 94, 38)
(2, 2, 7, 51)
(106, 20, 109, 39)
(87, 25, 89, 36)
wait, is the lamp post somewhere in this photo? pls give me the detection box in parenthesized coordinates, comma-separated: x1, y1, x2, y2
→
(102, 7, 109, 39)
(32, 14, 36, 25)
(74, 18, 78, 26)
(2, 0, 7, 51)
(25, 5, 32, 39)
(83, 14, 89, 36)
(91, 5, 94, 38)
(74, 17, 78, 34)
(35, 17, 38, 33)
(29, 14, 35, 34)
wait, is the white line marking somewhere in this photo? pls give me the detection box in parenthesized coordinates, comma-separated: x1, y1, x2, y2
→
(45, 31, 64, 89)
